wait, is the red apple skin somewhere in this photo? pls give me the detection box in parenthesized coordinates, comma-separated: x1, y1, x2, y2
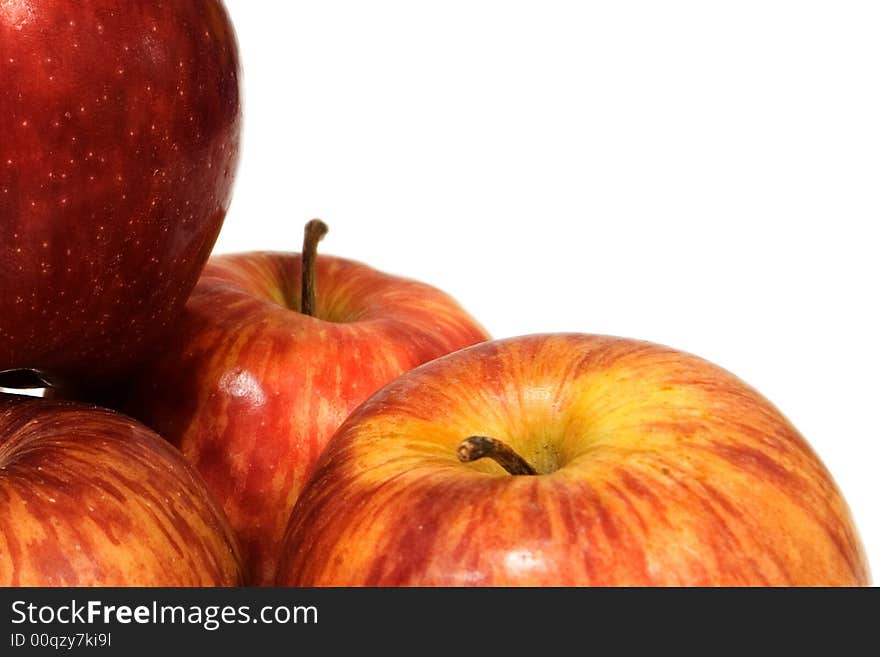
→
(0, 395, 244, 586)
(275, 334, 870, 587)
(0, 0, 241, 386)
(122, 252, 490, 585)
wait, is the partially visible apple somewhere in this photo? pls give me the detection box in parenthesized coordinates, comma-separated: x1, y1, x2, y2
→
(0, 395, 243, 586)
(275, 333, 869, 586)
(0, 0, 241, 388)
(122, 221, 490, 585)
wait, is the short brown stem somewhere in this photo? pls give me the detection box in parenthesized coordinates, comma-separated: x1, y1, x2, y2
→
(300, 219, 329, 317)
(457, 436, 538, 476)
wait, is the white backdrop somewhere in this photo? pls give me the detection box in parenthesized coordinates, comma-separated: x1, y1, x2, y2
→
(217, 0, 878, 582)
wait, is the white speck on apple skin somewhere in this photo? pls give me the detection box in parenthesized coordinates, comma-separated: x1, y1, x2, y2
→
(503, 548, 548, 578)
(219, 369, 267, 407)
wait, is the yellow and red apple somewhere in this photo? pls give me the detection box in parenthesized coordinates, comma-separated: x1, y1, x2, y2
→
(276, 333, 869, 586)
(0, 395, 243, 586)
(122, 222, 490, 585)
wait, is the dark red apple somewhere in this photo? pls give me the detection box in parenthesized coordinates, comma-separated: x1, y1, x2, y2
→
(122, 221, 491, 584)
(0, 394, 244, 586)
(0, 0, 241, 387)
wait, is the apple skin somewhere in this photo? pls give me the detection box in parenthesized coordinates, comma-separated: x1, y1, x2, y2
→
(0, 0, 241, 387)
(275, 333, 870, 586)
(121, 252, 490, 585)
(0, 395, 244, 586)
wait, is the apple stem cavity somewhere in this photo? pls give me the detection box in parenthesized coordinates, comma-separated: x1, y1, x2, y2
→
(457, 436, 538, 476)
(300, 219, 329, 317)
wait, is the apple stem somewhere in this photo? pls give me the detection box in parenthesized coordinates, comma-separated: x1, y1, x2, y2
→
(457, 436, 538, 476)
(300, 219, 329, 317)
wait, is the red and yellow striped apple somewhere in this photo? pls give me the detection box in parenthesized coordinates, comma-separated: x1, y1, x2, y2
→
(0, 395, 243, 586)
(275, 333, 869, 586)
(122, 221, 490, 585)
(0, 0, 241, 388)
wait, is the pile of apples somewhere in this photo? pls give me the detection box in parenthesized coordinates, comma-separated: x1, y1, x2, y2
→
(0, 2, 869, 587)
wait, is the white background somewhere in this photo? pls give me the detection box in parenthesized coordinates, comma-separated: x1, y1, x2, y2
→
(217, 0, 878, 581)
